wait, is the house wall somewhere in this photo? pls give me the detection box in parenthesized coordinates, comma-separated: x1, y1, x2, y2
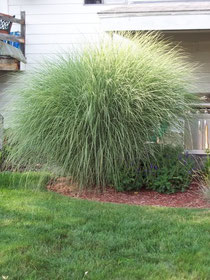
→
(162, 32, 210, 96)
(1, 0, 210, 125)
(8, 0, 127, 70)
(0, 0, 8, 13)
(0, 71, 13, 125)
(0, 0, 126, 124)
(5, 0, 210, 87)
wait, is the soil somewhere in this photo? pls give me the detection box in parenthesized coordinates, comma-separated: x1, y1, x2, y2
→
(47, 178, 210, 209)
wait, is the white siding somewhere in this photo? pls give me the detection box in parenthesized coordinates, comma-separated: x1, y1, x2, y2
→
(7, 0, 127, 70)
(8, 1, 104, 69)
(0, 0, 8, 13)
(0, 72, 14, 126)
(0, 0, 126, 124)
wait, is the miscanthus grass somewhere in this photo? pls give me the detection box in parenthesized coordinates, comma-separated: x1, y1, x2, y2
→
(7, 33, 197, 188)
(202, 178, 210, 203)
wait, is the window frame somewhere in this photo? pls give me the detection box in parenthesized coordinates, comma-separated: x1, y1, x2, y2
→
(84, 0, 104, 4)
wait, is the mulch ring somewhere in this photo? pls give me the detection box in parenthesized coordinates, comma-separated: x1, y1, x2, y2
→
(47, 178, 210, 209)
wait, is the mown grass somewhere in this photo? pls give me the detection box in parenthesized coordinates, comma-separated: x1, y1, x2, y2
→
(0, 171, 51, 190)
(0, 172, 210, 280)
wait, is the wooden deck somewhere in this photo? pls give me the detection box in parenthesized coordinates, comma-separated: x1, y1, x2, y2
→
(0, 12, 25, 71)
(0, 56, 19, 71)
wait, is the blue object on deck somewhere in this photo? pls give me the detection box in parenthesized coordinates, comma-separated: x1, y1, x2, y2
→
(3, 31, 20, 48)
(9, 31, 20, 48)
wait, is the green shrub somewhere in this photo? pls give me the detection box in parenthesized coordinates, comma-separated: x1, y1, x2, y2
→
(7, 33, 197, 188)
(201, 150, 210, 202)
(0, 129, 12, 171)
(113, 162, 145, 192)
(204, 149, 210, 179)
(145, 146, 195, 193)
(202, 178, 210, 203)
(114, 145, 195, 194)
(0, 146, 9, 170)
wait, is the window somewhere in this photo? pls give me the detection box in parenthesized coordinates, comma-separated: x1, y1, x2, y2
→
(85, 0, 102, 4)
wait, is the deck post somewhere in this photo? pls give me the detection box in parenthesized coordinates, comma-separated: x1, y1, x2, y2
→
(20, 11, 26, 56)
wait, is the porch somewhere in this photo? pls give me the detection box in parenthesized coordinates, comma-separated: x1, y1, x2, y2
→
(99, 0, 210, 152)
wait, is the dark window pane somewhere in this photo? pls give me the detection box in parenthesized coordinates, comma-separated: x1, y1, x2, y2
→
(85, 0, 102, 4)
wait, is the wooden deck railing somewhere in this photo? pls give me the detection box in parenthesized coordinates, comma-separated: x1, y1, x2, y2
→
(0, 11, 25, 55)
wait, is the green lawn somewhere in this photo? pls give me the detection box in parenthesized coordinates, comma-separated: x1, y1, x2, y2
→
(1, 173, 210, 280)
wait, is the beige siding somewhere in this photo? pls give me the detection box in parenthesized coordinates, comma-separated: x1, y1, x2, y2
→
(163, 32, 210, 95)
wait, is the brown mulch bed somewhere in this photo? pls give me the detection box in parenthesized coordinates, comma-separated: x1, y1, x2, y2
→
(47, 178, 210, 209)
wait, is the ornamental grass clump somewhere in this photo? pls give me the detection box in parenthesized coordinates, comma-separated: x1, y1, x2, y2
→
(7, 33, 197, 188)
(201, 150, 210, 202)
